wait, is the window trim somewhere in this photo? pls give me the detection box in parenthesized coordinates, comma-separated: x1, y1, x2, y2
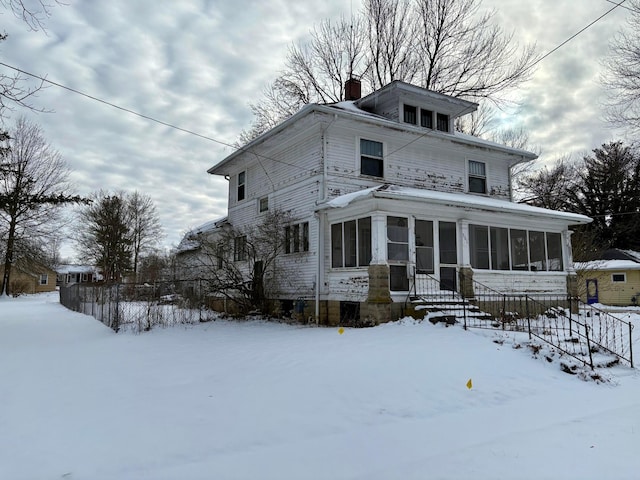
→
(403, 104, 417, 125)
(468, 160, 487, 194)
(359, 138, 384, 178)
(237, 171, 246, 202)
(258, 196, 268, 213)
(611, 273, 627, 283)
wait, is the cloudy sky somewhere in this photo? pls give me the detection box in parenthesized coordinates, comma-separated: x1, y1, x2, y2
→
(0, 0, 633, 258)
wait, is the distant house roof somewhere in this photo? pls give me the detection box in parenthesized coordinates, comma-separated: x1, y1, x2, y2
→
(317, 184, 592, 225)
(601, 249, 640, 262)
(55, 264, 98, 275)
(575, 259, 640, 271)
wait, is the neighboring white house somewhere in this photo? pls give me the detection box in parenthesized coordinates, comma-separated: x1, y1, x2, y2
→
(55, 264, 102, 286)
(202, 80, 591, 325)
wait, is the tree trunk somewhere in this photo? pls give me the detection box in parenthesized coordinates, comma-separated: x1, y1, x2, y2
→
(1, 217, 17, 296)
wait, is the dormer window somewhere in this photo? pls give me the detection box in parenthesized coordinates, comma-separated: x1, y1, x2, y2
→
(437, 113, 449, 132)
(421, 109, 433, 128)
(403, 104, 417, 124)
(237, 171, 246, 202)
(469, 160, 487, 194)
(360, 139, 384, 178)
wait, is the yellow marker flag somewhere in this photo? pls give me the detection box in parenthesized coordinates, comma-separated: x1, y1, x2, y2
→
(466, 378, 473, 390)
(338, 327, 345, 335)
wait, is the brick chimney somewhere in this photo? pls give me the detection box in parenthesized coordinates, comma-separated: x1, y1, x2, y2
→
(344, 78, 361, 101)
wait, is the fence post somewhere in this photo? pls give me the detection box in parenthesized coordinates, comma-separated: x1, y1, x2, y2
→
(585, 324, 594, 370)
(629, 323, 634, 369)
(114, 283, 120, 333)
(568, 295, 573, 337)
(526, 296, 532, 340)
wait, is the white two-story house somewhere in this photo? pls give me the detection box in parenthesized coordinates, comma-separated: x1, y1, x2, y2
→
(205, 80, 591, 325)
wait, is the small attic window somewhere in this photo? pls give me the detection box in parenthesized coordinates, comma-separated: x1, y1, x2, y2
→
(437, 113, 449, 132)
(403, 104, 417, 125)
(420, 109, 433, 128)
(612, 273, 626, 283)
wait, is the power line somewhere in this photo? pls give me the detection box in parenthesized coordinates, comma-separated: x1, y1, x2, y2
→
(0, 61, 314, 174)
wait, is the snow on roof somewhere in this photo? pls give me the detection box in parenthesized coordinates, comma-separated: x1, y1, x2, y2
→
(319, 184, 591, 224)
(575, 259, 640, 271)
(55, 264, 97, 274)
(176, 216, 227, 253)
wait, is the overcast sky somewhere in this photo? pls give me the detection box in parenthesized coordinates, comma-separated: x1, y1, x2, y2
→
(0, 0, 633, 259)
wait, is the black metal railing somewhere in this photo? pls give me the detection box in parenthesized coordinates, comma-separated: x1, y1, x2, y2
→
(408, 269, 634, 369)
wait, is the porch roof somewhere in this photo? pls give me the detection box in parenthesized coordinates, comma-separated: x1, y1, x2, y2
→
(317, 184, 592, 225)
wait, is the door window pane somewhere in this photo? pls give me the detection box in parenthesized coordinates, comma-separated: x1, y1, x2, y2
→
(439, 222, 457, 264)
(415, 220, 434, 273)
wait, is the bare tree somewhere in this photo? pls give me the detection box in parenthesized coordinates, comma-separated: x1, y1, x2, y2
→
(602, 0, 640, 133)
(0, 117, 83, 296)
(241, 0, 537, 142)
(128, 191, 163, 281)
(0, 0, 64, 121)
(196, 209, 293, 314)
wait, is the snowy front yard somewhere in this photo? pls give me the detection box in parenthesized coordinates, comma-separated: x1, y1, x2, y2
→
(1, 292, 639, 480)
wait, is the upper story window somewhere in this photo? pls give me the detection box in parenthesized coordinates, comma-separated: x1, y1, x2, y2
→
(258, 196, 268, 213)
(237, 171, 246, 202)
(436, 113, 449, 132)
(403, 104, 417, 124)
(421, 109, 433, 128)
(468, 160, 487, 194)
(360, 139, 384, 178)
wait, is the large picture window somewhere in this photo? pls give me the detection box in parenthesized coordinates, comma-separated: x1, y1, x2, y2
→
(360, 139, 383, 178)
(470, 224, 565, 272)
(331, 217, 372, 268)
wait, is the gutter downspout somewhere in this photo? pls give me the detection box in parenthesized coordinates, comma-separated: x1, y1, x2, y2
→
(315, 115, 335, 325)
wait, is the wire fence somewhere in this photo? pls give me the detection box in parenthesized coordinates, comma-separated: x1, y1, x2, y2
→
(59, 279, 217, 333)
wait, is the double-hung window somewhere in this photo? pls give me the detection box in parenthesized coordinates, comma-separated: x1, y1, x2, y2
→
(468, 160, 487, 194)
(360, 139, 383, 178)
(237, 171, 246, 202)
(234, 236, 247, 261)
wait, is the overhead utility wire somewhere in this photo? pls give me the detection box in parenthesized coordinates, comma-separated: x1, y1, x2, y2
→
(386, 0, 628, 159)
(0, 0, 630, 172)
(0, 61, 313, 173)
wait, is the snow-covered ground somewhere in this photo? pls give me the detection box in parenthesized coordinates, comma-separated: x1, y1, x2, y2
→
(1, 292, 639, 480)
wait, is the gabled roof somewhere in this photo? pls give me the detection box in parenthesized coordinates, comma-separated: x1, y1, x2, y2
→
(317, 184, 592, 225)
